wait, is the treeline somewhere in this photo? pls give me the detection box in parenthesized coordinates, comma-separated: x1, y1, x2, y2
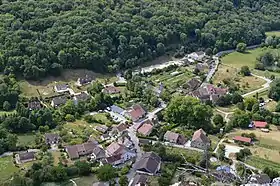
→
(0, 75, 20, 111)
(1, 0, 280, 79)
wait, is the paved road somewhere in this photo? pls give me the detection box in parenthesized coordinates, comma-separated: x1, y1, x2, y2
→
(206, 56, 219, 82)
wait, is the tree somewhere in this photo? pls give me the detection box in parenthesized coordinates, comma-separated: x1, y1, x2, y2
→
(74, 161, 91, 176)
(268, 79, 280, 101)
(213, 114, 224, 126)
(240, 66, 251, 76)
(244, 97, 257, 111)
(119, 175, 129, 186)
(164, 96, 213, 131)
(3, 101, 11, 111)
(275, 102, 280, 112)
(97, 165, 117, 181)
(236, 43, 247, 53)
(65, 114, 75, 122)
(231, 92, 243, 104)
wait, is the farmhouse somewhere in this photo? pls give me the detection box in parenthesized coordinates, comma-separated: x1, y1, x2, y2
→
(45, 133, 60, 145)
(51, 96, 68, 107)
(190, 84, 227, 103)
(127, 104, 146, 122)
(54, 84, 69, 93)
(66, 141, 97, 159)
(164, 131, 186, 145)
(190, 129, 210, 150)
(102, 85, 121, 94)
(135, 152, 161, 176)
(76, 75, 93, 86)
(15, 151, 36, 164)
(253, 121, 268, 128)
(233, 136, 252, 144)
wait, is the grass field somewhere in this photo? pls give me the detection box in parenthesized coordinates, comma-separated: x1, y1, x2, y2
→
(213, 64, 266, 94)
(221, 48, 278, 69)
(73, 175, 99, 186)
(246, 156, 280, 172)
(17, 134, 36, 146)
(265, 31, 280, 37)
(0, 156, 19, 183)
(90, 113, 112, 126)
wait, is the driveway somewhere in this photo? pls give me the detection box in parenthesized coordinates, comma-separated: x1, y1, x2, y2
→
(224, 144, 243, 158)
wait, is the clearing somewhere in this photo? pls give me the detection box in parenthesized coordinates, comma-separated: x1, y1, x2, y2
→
(17, 134, 36, 147)
(19, 69, 117, 98)
(246, 156, 280, 172)
(265, 31, 280, 37)
(213, 64, 266, 94)
(0, 156, 19, 183)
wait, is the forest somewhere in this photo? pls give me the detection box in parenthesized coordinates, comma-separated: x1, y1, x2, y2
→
(1, 0, 280, 79)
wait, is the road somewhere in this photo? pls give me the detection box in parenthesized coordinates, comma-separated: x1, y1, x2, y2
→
(70, 179, 77, 186)
(242, 73, 272, 97)
(206, 56, 219, 82)
(215, 108, 234, 123)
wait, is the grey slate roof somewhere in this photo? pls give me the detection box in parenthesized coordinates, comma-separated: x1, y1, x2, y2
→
(52, 96, 67, 106)
(135, 152, 161, 174)
(18, 152, 36, 161)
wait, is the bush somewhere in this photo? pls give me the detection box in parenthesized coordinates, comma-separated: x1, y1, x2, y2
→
(65, 114, 75, 122)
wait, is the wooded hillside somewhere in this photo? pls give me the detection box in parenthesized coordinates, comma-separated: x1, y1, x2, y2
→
(0, 0, 280, 79)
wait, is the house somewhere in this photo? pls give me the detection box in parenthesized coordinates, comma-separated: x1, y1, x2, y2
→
(127, 104, 146, 122)
(190, 129, 210, 150)
(164, 131, 186, 145)
(248, 174, 271, 185)
(45, 133, 60, 145)
(188, 51, 205, 61)
(15, 151, 36, 164)
(54, 84, 69, 93)
(118, 136, 134, 149)
(183, 78, 201, 91)
(76, 75, 93, 86)
(129, 174, 148, 186)
(137, 120, 154, 136)
(253, 121, 268, 128)
(105, 142, 136, 165)
(74, 92, 90, 104)
(195, 63, 209, 73)
(51, 96, 67, 107)
(96, 125, 109, 134)
(28, 100, 41, 110)
(135, 152, 161, 176)
(110, 123, 127, 137)
(91, 146, 106, 160)
(102, 85, 121, 94)
(110, 105, 125, 115)
(66, 141, 97, 159)
(233, 136, 252, 144)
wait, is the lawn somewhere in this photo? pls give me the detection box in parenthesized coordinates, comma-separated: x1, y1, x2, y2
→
(0, 156, 19, 183)
(213, 64, 266, 94)
(166, 146, 202, 163)
(208, 135, 220, 151)
(221, 47, 277, 69)
(73, 175, 99, 186)
(17, 134, 36, 147)
(265, 31, 280, 37)
(90, 113, 112, 126)
(246, 156, 280, 172)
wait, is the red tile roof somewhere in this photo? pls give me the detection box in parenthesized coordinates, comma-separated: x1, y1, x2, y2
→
(137, 123, 153, 136)
(233, 136, 252, 143)
(129, 104, 146, 121)
(253, 121, 267, 128)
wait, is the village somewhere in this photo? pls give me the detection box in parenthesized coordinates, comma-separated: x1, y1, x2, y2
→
(3, 49, 280, 186)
